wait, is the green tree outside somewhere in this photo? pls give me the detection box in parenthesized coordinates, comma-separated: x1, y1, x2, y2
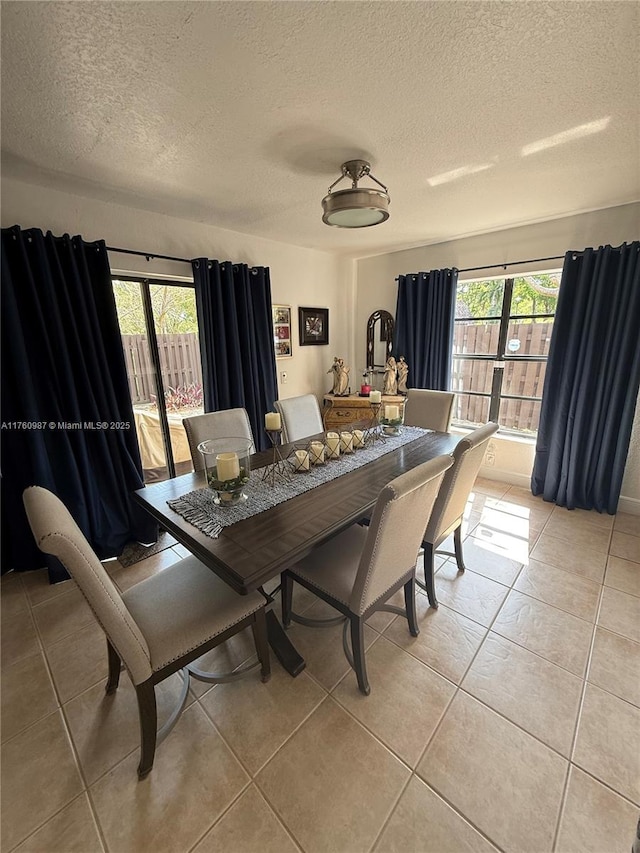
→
(113, 280, 198, 335)
(456, 273, 560, 321)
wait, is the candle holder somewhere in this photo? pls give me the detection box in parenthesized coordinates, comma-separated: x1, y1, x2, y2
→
(380, 416, 403, 436)
(308, 439, 326, 466)
(261, 428, 293, 487)
(287, 444, 311, 473)
(339, 430, 354, 454)
(352, 428, 367, 450)
(366, 401, 386, 444)
(198, 438, 252, 506)
(324, 431, 341, 461)
(380, 405, 404, 436)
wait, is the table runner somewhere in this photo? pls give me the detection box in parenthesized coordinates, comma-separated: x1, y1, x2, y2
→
(167, 426, 430, 537)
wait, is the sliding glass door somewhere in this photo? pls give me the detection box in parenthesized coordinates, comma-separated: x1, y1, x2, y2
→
(112, 278, 204, 482)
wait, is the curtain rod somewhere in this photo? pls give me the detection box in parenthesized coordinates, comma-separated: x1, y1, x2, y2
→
(106, 245, 192, 264)
(394, 253, 571, 280)
(458, 253, 567, 273)
(107, 244, 569, 275)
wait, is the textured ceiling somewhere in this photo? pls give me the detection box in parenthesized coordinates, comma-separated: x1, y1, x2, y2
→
(2, 1, 638, 256)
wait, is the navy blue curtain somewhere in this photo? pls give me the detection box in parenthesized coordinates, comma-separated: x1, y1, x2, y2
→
(531, 242, 640, 513)
(192, 259, 278, 451)
(394, 268, 458, 390)
(1, 226, 157, 581)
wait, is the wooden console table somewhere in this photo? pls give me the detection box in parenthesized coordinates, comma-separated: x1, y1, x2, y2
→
(322, 393, 405, 430)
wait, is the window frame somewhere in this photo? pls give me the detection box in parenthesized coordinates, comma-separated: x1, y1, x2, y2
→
(452, 273, 559, 435)
(112, 275, 198, 480)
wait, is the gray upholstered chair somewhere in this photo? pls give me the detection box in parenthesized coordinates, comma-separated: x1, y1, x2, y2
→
(23, 486, 270, 779)
(404, 388, 455, 432)
(419, 421, 499, 608)
(281, 454, 453, 695)
(183, 408, 255, 472)
(274, 394, 324, 443)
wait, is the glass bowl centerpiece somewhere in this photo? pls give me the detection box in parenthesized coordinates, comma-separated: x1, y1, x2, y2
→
(380, 403, 404, 435)
(198, 437, 252, 506)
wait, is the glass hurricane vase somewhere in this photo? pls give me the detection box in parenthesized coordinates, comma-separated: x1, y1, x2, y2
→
(198, 437, 252, 506)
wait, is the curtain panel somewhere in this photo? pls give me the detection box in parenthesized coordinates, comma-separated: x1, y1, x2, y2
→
(1, 226, 157, 581)
(531, 242, 640, 513)
(192, 259, 278, 451)
(394, 268, 458, 391)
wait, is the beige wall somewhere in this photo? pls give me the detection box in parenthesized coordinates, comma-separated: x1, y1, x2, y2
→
(2, 176, 353, 404)
(354, 203, 640, 512)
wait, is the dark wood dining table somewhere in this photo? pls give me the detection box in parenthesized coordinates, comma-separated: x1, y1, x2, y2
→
(134, 429, 460, 675)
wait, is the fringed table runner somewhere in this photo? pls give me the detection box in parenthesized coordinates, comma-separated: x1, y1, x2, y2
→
(167, 426, 429, 538)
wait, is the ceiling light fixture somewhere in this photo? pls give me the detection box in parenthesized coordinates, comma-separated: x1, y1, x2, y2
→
(322, 160, 390, 228)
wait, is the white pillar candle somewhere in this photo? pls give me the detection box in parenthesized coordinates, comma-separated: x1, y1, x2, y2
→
(369, 390, 382, 403)
(216, 452, 240, 481)
(294, 449, 310, 471)
(352, 429, 365, 448)
(340, 431, 354, 453)
(385, 405, 400, 420)
(309, 441, 325, 464)
(325, 432, 340, 458)
(265, 412, 281, 430)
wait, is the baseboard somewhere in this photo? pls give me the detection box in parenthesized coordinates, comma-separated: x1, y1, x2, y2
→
(618, 495, 640, 516)
(477, 466, 531, 489)
(478, 465, 640, 516)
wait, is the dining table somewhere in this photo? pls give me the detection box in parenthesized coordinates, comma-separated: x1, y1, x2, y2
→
(133, 428, 460, 676)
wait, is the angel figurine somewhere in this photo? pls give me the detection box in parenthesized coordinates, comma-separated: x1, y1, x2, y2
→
(397, 356, 409, 395)
(383, 356, 398, 396)
(327, 356, 341, 395)
(336, 358, 350, 396)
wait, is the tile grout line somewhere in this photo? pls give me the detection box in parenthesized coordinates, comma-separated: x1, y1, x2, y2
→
(247, 785, 305, 853)
(197, 681, 330, 781)
(387, 533, 600, 851)
(11, 579, 110, 853)
(550, 575, 606, 852)
(387, 563, 511, 852)
(367, 773, 414, 853)
(4, 791, 106, 853)
(29, 593, 109, 852)
(183, 778, 254, 853)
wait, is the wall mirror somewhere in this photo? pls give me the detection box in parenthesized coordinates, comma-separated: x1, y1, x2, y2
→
(366, 310, 394, 372)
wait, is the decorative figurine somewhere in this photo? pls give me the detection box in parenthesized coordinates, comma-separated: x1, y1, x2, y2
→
(328, 356, 350, 396)
(397, 356, 409, 395)
(327, 356, 341, 395)
(336, 358, 350, 396)
(382, 356, 398, 396)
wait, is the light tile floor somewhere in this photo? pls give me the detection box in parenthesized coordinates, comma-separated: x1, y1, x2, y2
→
(1, 480, 639, 852)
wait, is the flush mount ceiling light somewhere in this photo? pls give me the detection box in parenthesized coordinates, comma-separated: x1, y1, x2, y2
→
(322, 160, 390, 228)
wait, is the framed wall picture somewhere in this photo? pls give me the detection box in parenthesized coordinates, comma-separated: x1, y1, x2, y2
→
(299, 307, 329, 346)
(272, 304, 292, 358)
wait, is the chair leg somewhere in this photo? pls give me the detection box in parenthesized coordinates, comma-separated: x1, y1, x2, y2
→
(404, 578, 420, 637)
(454, 525, 467, 572)
(251, 607, 271, 683)
(350, 616, 370, 696)
(281, 571, 293, 627)
(423, 542, 439, 609)
(105, 639, 121, 694)
(135, 680, 157, 779)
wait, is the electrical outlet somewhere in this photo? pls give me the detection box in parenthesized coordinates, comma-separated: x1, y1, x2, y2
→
(485, 451, 495, 466)
(280, 371, 288, 384)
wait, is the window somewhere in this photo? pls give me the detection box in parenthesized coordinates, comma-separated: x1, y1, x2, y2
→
(112, 278, 204, 482)
(451, 272, 560, 435)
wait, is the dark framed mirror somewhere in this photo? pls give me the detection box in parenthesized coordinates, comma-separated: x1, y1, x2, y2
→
(366, 310, 394, 372)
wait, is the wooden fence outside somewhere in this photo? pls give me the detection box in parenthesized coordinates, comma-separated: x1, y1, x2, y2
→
(121, 324, 551, 432)
(121, 333, 203, 404)
(452, 321, 553, 433)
